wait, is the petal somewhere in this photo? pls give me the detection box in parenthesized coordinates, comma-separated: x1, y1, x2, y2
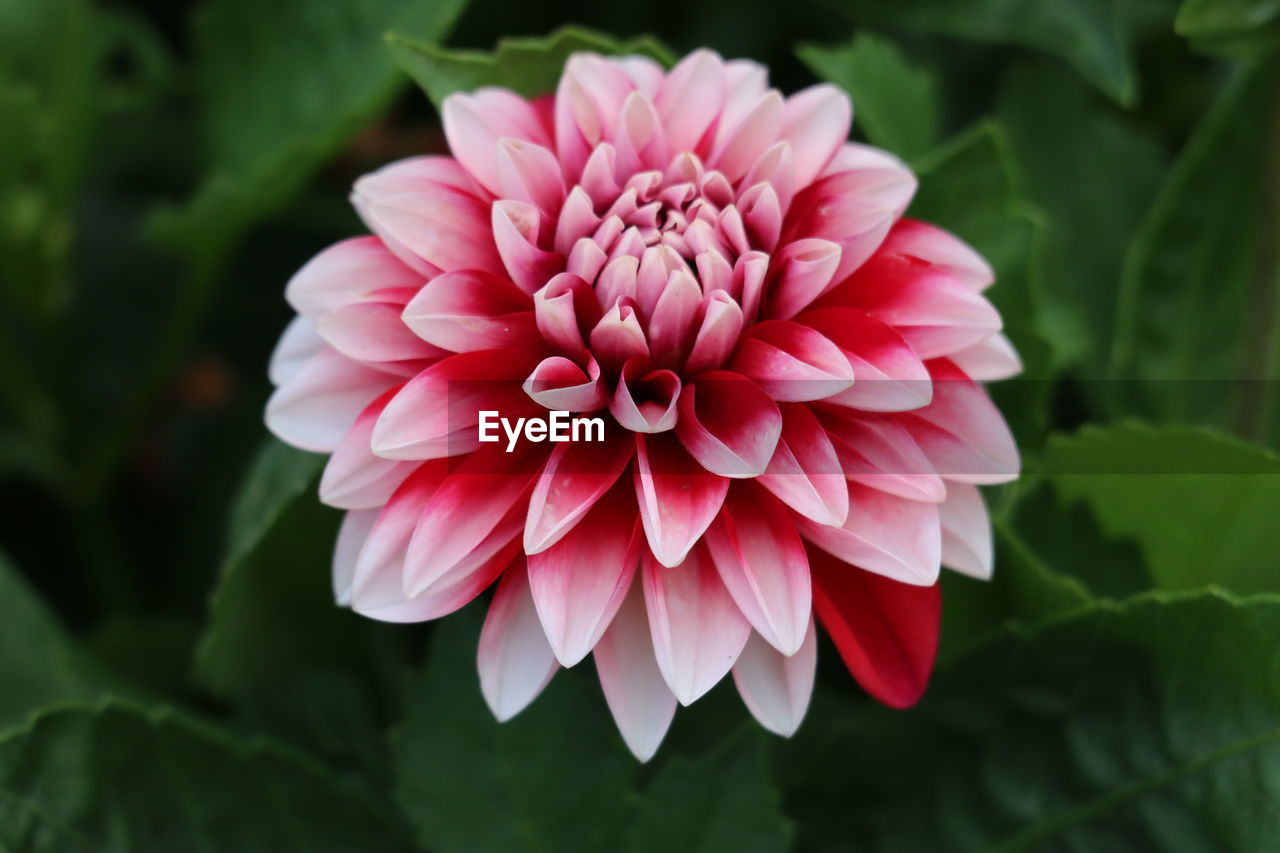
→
(534, 272, 599, 355)
(821, 412, 947, 503)
(634, 432, 730, 567)
(655, 49, 726, 154)
(266, 347, 396, 452)
(402, 442, 542, 597)
(684, 291, 744, 375)
(443, 89, 551, 196)
(320, 387, 417, 509)
(731, 320, 854, 402)
(370, 350, 541, 460)
(758, 402, 849, 526)
(590, 299, 650, 373)
(881, 218, 994, 291)
(902, 359, 1020, 484)
(646, 267, 702, 367)
(492, 200, 565, 293)
(496, 138, 566, 217)
(801, 307, 932, 413)
(524, 431, 635, 554)
(938, 482, 993, 579)
(527, 483, 641, 666)
(285, 236, 425, 317)
(797, 483, 941, 585)
(709, 90, 784, 182)
(269, 316, 324, 386)
(675, 372, 782, 478)
(809, 547, 940, 708)
(333, 509, 378, 607)
(948, 333, 1023, 382)
(317, 299, 447, 366)
(767, 238, 843, 320)
(593, 578, 677, 762)
(642, 544, 751, 705)
(401, 270, 541, 354)
(610, 360, 682, 434)
(704, 486, 812, 655)
(478, 560, 560, 721)
(523, 354, 609, 411)
(781, 84, 851, 188)
(732, 619, 816, 737)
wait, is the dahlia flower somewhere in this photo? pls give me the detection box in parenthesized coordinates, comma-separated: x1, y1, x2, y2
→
(266, 49, 1020, 760)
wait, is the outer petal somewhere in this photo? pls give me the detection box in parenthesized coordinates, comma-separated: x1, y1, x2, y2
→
(938, 482, 994, 579)
(477, 560, 560, 722)
(634, 433, 730, 568)
(266, 346, 396, 452)
(809, 547, 941, 709)
(902, 359, 1020, 484)
(269, 316, 324, 386)
(797, 483, 941, 585)
(801, 307, 932, 413)
(704, 486, 811, 655)
(731, 320, 854, 402)
(317, 297, 447, 367)
(655, 49, 726, 154)
(880, 218, 994, 291)
(820, 412, 947, 503)
(594, 578, 678, 762)
(442, 89, 552, 196)
(780, 84, 851, 188)
(948, 333, 1023, 382)
(642, 545, 751, 705)
(527, 483, 641, 666)
(285, 236, 425, 317)
(732, 619, 817, 737)
(333, 509, 378, 607)
(320, 387, 417, 509)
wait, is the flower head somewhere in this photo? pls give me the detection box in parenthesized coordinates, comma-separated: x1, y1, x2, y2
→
(266, 49, 1020, 760)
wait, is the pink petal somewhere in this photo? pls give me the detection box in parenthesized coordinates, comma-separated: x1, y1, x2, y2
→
(285, 236, 424, 317)
(949, 333, 1022, 381)
(901, 359, 1020, 484)
(266, 346, 396, 452)
(740, 182, 783, 251)
(646, 267, 702, 367)
(352, 159, 502, 276)
(710, 90, 784, 182)
(317, 299, 447, 367)
(732, 619, 816, 737)
(635, 245, 685, 319)
(939, 482, 993, 579)
(611, 360, 681, 433)
(443, 89, 551, 196)
(704, 485, 812, 655)
(655, 49, 726, 154)
(684, 291, 744, 375)
(523, 353, 608, 411)
(555, 54, 637, 179)
(634, 432, 730, 567)
(333, 509, 378, 607)
(642, 544, 751, 704)
(758, 402, 849, 526)
(675, 371, 782, 478)
(528, 483, 641, 666)
(820, 412, 947, 503)
(593, 577, 677, 762)
(781, 84, 851, 188)
(767, 238, 843, 320)
(401, 269, 540, 354)
(797, 483, 941, 585)
(554, 187, 602, 255)
(524, 432, 635, 554)
(613, 91, 667, 176)
(269, 316, 324, 386)
(492, 200, 565, 293)
(320, 387, 417, 509)
(731, 320, 854, 401)
(881, 218, 994, 291)
(590, 300, 650, 373)
(801, 307, 932, 412)
(478, 560, 560, 721)
(370, 350, 541, 460)
(741, 142, 797, 215)
(496, 138, 566, 216)
(534, 272, 598, 355)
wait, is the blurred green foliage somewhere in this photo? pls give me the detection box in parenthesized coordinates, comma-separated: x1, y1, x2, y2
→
(0, 0, 1278, 850)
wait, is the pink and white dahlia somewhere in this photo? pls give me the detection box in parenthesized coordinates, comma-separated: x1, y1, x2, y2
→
(266, 49, 1020, 759)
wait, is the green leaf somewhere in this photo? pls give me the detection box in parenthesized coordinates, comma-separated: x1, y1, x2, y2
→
(796, 33, 939, 160)
(152, 0, 469, 257)
(389, 26, 675, 109)
(785, 592, 1280, 851)
(820, 0, 1169, 105)
(1176, 0, 1280, 53)
(0, 700, 413, 852)
(392, 608, 637, 853)
(620, 731, 793, 853)
(1043, 422, 1280, 595)
(1110, 58, 1278, 433)
(996, 60, 1165, 374)
(0, 550, 117, 730)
